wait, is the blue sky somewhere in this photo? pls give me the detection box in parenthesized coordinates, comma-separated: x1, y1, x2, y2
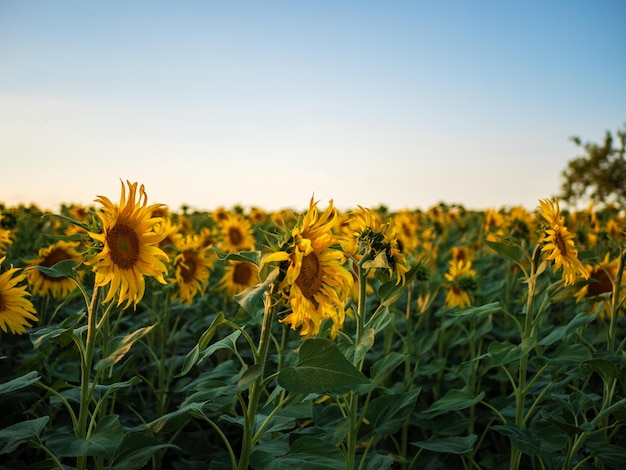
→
(1, 1, 624, 212)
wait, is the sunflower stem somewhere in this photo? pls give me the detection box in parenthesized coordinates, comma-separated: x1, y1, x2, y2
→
(510, 244, 541, 470)
(77, 285, 100, 470)
(347, 256, 370, 469)
(238, 288, 275, 470)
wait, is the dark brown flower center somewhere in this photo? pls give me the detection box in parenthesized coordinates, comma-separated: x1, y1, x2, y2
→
(107, 223, 140, 270)
(554, 231, 569, 256)
(296, 252, 323, 306)
(179, 250, 198, 283)
(233, 263, 253, 285)
(587, 268, 612, 297)
(0, 292, 5, 312)
(228, 227, 243, 246)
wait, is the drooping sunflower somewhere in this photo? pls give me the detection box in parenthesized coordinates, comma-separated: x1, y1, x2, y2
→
(26, 240, 84, 299)
(219, 260, 259, 298)
(170, 234, 212, 305)
(444, 259, 476, 309)
(350, 206, 409, 285)
(537, 198, 588, 287)
(0, 256, 38, 334)
(86, 181, 169, 308)
(218, 213, 256, 253)
(263, 198, 353, 339)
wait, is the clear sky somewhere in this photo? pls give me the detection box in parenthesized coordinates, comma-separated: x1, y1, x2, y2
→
(1, 1, 624, 213)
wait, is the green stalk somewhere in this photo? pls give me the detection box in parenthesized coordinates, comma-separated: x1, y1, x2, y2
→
(238, 288, 276, 470)
(346, 256, 370, 470)
(510, 245, 541, 470)
(77, 285, 100, 470)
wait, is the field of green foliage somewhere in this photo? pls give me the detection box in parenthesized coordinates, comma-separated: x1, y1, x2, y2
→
(0, 182, 624, 469)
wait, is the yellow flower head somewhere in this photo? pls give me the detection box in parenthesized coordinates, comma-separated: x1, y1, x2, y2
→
(263, 198, 353, 339)
(218, 213, 256, 253)
(86, 181, 169, 308)
(170, 234, 212, 305)
(574, 253, 618, 303)
(26, 240, 84, 299)
(537, 198, 588, 287)
(219, 260, 259, 298)
(0, 256, 38, 334)
(444, 259, 476, 309)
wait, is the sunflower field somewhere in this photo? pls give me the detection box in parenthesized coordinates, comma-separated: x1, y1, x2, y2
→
(1, 180, 625, 470)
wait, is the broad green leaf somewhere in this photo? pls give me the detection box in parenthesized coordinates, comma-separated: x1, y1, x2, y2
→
(0, 371, 40, 395)
(588, 441, 626, 467)
(250, 436, 346, 470)
(440, 302, 501, 326)
(549, 343, 592, 366)
(583, 358, 620, 383)
(377, 280, 404, 307)
(353, 327, 375, 365)
(359, 453, 393, 470)
(199, 330, 242, 362)
(539, 310, 598, 346)
(109, 432, 179, 470)
(238, 363, 263, 390)
(366, 389, 421, 434)
(278, 339, 370, 394)
(94, 377, 142, 400)
(28, 259, 79, 279)
(370, 352, 406, 387)
(412, 434, 477, 454)
(46, 415, 124, 459)
(484, 239, 525, 264)
(366, 305, 392, 333)
(95, 325, 155, 370)
(488, 336, 536, 367)
(235, 268, 278, 314)
(219, 250, 261, 265)
(422, 386, 485, 414)
(178, 312, 227, 376)
(0, 416, 49, 454)
(491, 424, 540, 456)
(146, 402, 205, 434)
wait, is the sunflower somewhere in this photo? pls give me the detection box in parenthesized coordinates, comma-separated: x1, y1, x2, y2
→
(263, 198, 353, 339)
(537, 198, 588, 287)
(219, 260, 259, 298)
(26, 240, 83, 299)
(155, 216, 184, 257)
(86, 181, 169, 308)
(0, 215, 12, 255)
(0, 256, 38, 334)
(444, 259, 476, 309)
(574, 253, 619, 303)
(170, 234, 212, 305)
(451, 246, 473, 265)
(392, 210, 420, 253)
(218, 213, 256, 253)
(350, 206, 409, 285)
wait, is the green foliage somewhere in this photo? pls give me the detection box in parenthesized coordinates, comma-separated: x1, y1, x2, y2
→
(560, 123, 626, 207)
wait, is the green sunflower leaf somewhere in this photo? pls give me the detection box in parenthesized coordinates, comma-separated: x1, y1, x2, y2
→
(412, 434, 478, 454)
(278, 339, 370, 394)
(28, 259, 79, 279)
(0, 371, 40, 395)
(0, 416, 49, 454)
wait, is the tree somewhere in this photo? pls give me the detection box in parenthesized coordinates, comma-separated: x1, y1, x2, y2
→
(559, 124, 626, 208)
